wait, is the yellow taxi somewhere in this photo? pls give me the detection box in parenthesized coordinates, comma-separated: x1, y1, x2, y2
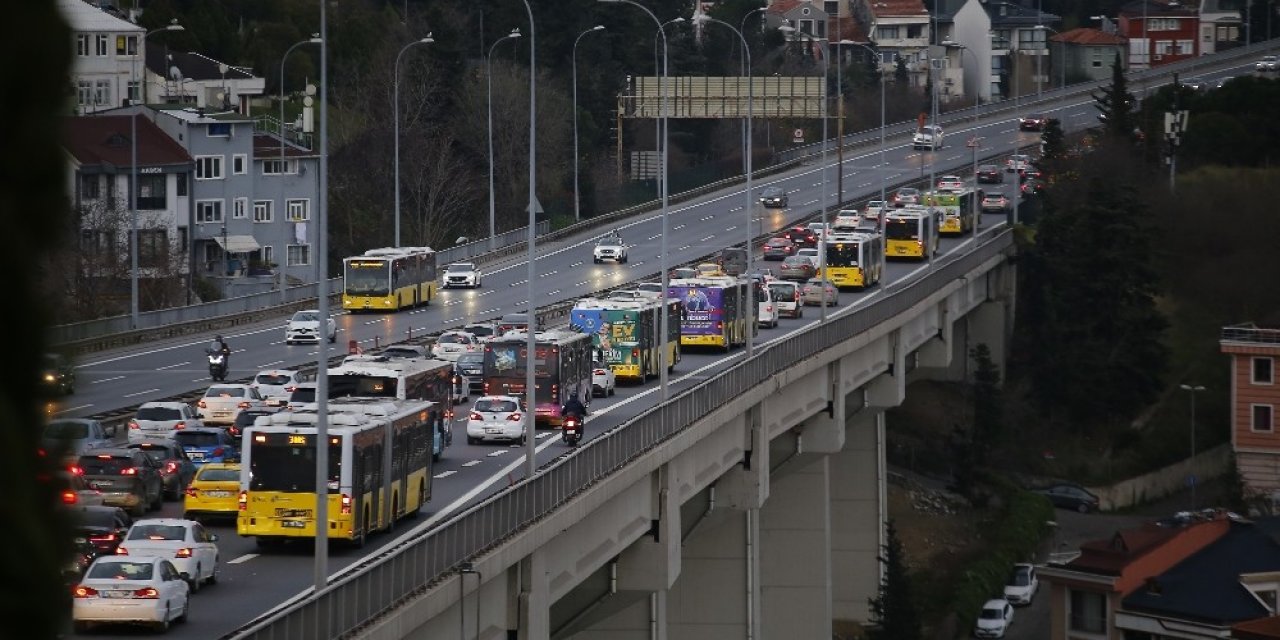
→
(182, 462, 240, 522)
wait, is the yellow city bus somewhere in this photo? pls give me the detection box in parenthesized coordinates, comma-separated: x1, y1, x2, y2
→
(884, 208, 940, 260)
(342, 246, 437, 312)
(823, 231, 886, 289)
(236, 405, 433, 547)
(924, 190, 977, 236)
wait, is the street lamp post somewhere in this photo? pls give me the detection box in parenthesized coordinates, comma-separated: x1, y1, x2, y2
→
(572, 25, 606, 223)
(315, 0, 331, 592)
(604, 0, 673, 400)
(739, 7, 766, 176)
(515, 0, 538, 483)
(486, 29, 522, 251)
(846, 42, 888, 231)
(695, 12, 755, 355)
(967, 135, 982, 247)
(1180, 384, 1206, 511)
(131, 21, 184, 329)
(652, 17, 685, 200)
(1034, 25, 1064, 90)
(393, 35, 435, 248)
(278, 35, 322, 305)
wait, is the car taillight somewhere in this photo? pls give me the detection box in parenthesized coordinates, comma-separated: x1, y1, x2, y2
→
(469, 412, 482, 421)
(69, 465, 84, 475)
(128, 421, 140, 430)
(766, 305, 773, 312)
(594, 369, 607, 375)
(197, 400, 207, 409)
(238, 490, 247, 511)
(340, 493, 352, 515)
(212, 447, 225, 457)
(61, 490, 77, 504)
(120, 467, 137, 476)
(89, 533, 115, 542)
(116, 546, 128, 555)
(73, 586, 98, 598)
(175, 548, 192, 558)
(133, 587, 159, 599)
(285, 385, 296, 392)
(483, 382, 490, 393)
(185, 486, 198, 498)
(164, 461, 178, 474)
(237, 401, 251, 409)
(174, 422, 186, 431)
(507, 413, 522, 422)
(228, 426, 240, 437)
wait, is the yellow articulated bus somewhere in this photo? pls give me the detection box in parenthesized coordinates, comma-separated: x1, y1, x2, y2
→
(236, 402, 434, 547)
(923, 189, 978, 236)
(823, 231, 886, 289)
(342, 246, 437, 312)
(884, 207, 941, 260)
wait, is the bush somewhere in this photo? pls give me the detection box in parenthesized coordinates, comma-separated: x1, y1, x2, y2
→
(192, 277, 222, 303)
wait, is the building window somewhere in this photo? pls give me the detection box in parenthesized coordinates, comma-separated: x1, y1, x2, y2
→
(77, 81, 92, 106)
(80, 174, 100, 200)
(1022, 28, 1046, 46)
(116, 35, 138, 56)
(232, 197, 248, 220)
(1069, 589, 1106, 633)
(127, 81, 140, 104)
(262, 159, 298, 175)
(232, 154, 247, 175)
(138, 229, 168, 267)
(1155, 41, 1172, 55)
(253, 200, 273, 223)
(207, 123, 232, 137)
(77, 34, 90, 57)
(287, 244, 311, 266)
(95, 34, 109, 56)
(1254, 358, 1275, 385)
(823, 1, 838, 16)
(194, 156, 224, 180)
(1149, 18, 1180, 31)
(93, 80, 112, 107)
(1254, 405, 1275, 433)
(878, 25, 900, 40)
(1175, 40, 1193, 55)
(286, 199, 310, 222)
(176, 173, 188, 197)
(80, 229, 115, 258)
(195, 199, 224, 224)
(135, 174, 167, 210)
(262, 245, 274, 266)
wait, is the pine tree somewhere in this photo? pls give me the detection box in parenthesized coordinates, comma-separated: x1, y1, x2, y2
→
(894, 56, 910, 85)
(1093, 54, 1136, 140)
(970, 344, 1004, 455)
(867, 521, 923, 640)
(1039, 118, 1066, 163)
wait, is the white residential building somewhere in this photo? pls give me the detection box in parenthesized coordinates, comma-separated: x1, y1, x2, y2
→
(59, 0, 145, 114)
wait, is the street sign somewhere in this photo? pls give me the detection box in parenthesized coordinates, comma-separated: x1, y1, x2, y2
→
(525, 196, 544, 215)
(792, 128, 804, 144)
(967, 136, 979, 148)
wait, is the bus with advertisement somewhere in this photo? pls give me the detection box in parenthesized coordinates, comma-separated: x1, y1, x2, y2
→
(236, 403, 433, 546)
(325, 355, 454, 459)
(571, 297, 682, 382)
(482, 329, 593, 426)
(667, 277, 751, 351)
(823, 231, 886, 289)
(342, 246, 437, 312)
(884, 207, 941, 260)
(923, 189, 977, 236)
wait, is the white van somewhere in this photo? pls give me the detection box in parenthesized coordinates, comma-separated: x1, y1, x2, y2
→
(755, 280, 779, 328)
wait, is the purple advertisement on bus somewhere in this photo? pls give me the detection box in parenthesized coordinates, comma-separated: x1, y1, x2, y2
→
(669, 285, 722, 335)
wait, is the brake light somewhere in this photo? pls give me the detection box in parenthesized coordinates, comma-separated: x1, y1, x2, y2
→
(594, 369, 607, 375)
(120, 467, 137, 476)
(175, 548, 192, 558)
(237, 401, 251, 409)
(162, 461, 177, 474)
(89, 533, 116, 542)
(174, 422, 186, 431)
(507, 412, 522, 422)
(69, 465, 84, 475)
(197, 400, 207, 409)
(340, 493, 352, 515)
(285, 385, 297, 393)
(61, 490, 77, 504)
(238, 490, 247, 511)
(484, 382, 490, 394)
(116, 547, 128, 555)
(73, 586, 98, 598)
(185, 486, 198, 498)
(128, 421, 140, 430)
(211, 447, 225, 457)
(133, 587, 159, 599)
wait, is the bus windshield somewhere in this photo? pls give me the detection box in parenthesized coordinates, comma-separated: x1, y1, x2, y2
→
(485, 344, 557, 378)
(826, 243, 860, 266)
(885, 220, 920, 241)
(248, 434, 341, 492)
(345, 261, 390, 296)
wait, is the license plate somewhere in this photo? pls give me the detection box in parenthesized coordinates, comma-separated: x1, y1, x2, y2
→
(280, 520, 306, 529)
(188, 451, 206, 460)
(485, 427, 503, 434)
(204, 490, 231, 498)
(212, 411, 231, 417)
(101, 591, 132, 599)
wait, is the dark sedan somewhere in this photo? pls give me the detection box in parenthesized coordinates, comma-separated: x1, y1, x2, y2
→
(125, 441, 197, 500)
(781, 226, 818, 248)
(71, 505, 132, 557)
(1034, 483, 1100, 513)
(762, 237, 797, 260)
(975, 164, 1003, 184)
(759, 187, 789, 208)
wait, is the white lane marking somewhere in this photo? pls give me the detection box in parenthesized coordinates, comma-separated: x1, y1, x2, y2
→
(53, 404, 93, 415)
(648, 234, 661, 240)
(677, 245, 690, 251)
(124, 388, 161, 398)
(91, 376, 125, 384)
(547, 290, 561, 296)
(575, 281, 589, 287)
(228, 554, 259, 565)
(192, 377, 208, 383)
(486, 450, 508, 457)
(156, 361, 189, 370)
(725, 225, 737, 231)
(700, 235, 715, 242)
(569, 261, 584, 268)
(434, 470, 457, 479)
(259, 360, 284, 367)
(461, 460, 482, 467)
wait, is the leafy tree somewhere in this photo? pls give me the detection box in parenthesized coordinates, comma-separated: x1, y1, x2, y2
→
(1093, 53, 1136, 140)
(867, 521, 922, 640)
(1039, 117, 1065, 164)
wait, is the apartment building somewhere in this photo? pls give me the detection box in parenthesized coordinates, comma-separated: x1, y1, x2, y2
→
(1222, 324, 1280, 503)
(59, 0, 145, 114)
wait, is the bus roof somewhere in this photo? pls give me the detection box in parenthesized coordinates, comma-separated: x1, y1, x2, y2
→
(884, 209, 933, 220)
(359, 247, 434, 259)
(488, 328, 591, 347)
(328, 355, 453, 377)
(251, 410, 378, 430)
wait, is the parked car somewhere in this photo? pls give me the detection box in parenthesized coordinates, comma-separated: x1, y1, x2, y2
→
(182, 462, 241, 522)
(1003, 563, 1039, 606)
(173, 428, 238, 466)
(981, 193, 1011, 214)
(975, 164, 1003, 184)
(76, 449, 163, 516)
(127, 402, 202, 444)
(767, 280, 803, 318)
(44, 418, 115, 459)
(779, 255, 817, 281)
(41, 352, 76, 395)
(801, 278, 839, 307)
(71, 556, 190, 633)
(466, 396, 529, 445)
(974, 598, 1014, 638)
(118, 518, 220, 592)
(431, 331, 481, 362)
(284, 309, 337, 345)
(759, 186, 789, 208)
(1035, 483, 1100, 513)
(71, 505, 132, 557)
(250, 369, 312, 407)
(442, 262, 482, 288)
(125, 441, 197, 501)
(762, 237, 797, 260)
(591, 359, 616, 397)
(197, 384, 268, 425)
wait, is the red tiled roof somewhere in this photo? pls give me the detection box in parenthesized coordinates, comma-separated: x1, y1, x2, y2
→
(832, 15, 872, 42)
(865, 0, 928, 18)
(1068, 524, 1181, 575)
(766, 0, 807, 15)
(1050, 27, 1128, 46)
(63, 115, 192, 168)
(1234, 616, 1280, 640)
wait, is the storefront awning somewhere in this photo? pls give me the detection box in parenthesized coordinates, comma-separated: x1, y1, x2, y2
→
(213, 235, 261, 253)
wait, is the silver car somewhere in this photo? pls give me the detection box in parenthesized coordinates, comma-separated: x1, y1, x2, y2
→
(129, 402, 203, 444)
(197, 384, 267, 425)
(801, 278, 839, 307)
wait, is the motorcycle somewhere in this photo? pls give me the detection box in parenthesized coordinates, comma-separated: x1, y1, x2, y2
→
(562, 413, 583, 447)
(207, 350, 228, 382)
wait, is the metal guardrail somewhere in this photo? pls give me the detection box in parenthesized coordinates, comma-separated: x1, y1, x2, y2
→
(227, 228, 1016, 640)
(1221, 323, 1280, 344)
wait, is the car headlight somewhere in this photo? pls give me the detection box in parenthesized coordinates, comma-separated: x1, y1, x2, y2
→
(44, 373, 56, 382)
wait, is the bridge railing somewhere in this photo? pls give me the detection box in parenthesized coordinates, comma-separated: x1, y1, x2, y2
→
(228, 228, 1016, 640)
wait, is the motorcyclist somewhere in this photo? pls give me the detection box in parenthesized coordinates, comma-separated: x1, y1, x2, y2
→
(562, 395, 588, 420)
(208, 334, 231, 366)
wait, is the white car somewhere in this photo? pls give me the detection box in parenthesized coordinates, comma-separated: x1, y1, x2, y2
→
(806, 222, 829, 241)
(592, 234, 628, 263)
(833, 210, 861, 230)
(128, 402, 203, 443)
(431, 331, 481, 362)
(937, 175, 965, 191)
(1006, 154, 1033, 173)
(466, 395, 529, 444)
(1003, 563, 1039, 606)
(912, 124, 944, 150)
(974, 598, 1014, 638)
(250, 369, 312, 407)
(755, 282, 779, 328)
(285, 309, 336, 345)
(442, 262, 482, 289)
(463, 322, 500, 343)
(197, 384, 267, 425)
(117, 518, 220, 591)
(592, 359, 616, 397)
(72, 556, 190, 633)
(767, 280, 802, 319)
(1256, 55, 1279, 72)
